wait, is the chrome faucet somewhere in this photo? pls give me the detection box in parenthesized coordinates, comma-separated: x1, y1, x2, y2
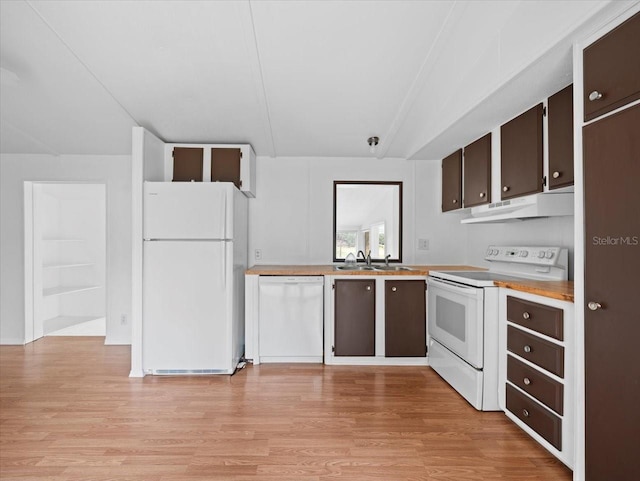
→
(357, 250, 372, 266)
(385, 254, 391, 266)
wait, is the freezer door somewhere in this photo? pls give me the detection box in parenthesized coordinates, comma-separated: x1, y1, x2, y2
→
(143, 240, 231, 372)
(144, 182, 233, 240)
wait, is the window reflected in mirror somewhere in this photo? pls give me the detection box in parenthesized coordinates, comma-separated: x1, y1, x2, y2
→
(333, 181, 402, 262)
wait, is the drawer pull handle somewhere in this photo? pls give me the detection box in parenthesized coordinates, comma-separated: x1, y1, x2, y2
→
(452, 199, 458, 204)
(391, 287, 397, 292)
(522, 409, 530, 418)
(523, 345, 532, 353)
(479, 192, 485, 198)
(366, 286, 371, 291)
(503, 186, 510, 192)
(522, 312, 531, 320)
(523, 377, 531, 386)
(552, 171, 561, 179)
(589, 90, 603, 101)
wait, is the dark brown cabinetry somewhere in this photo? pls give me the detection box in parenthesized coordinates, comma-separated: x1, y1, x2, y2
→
(548, 85, 574, 189)
(506, 384, 562, 450)
(583, 103, 640, 481)
(384, 280, 426, 357)
(334, 279, 375, 356)
(172, 147, 204, 182)
(500, 103, 543, 200)
(507, 355, 563, 415)
(583, 12, 640, 122)
(441, 149, 462, 212)
(507, 296, 563, 341)
(211, 148, 241, 188)
(463, 134, 491, 207)
(507, 325, 564, 377)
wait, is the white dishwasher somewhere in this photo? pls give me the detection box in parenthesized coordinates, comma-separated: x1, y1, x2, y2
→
(258, 276, 324, 363)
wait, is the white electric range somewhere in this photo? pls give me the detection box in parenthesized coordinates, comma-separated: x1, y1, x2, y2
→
(427, 245, 568, 411)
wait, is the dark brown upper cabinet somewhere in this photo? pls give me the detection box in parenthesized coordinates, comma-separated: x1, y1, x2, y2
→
(384, 280, 426, 357)
(334, 279, 375, 356)
(548, 85, 574, 190)
(172, 147, 203, 182)
(500, 103, 544, 200)
(463, 134, 491, 207)
(583, 12, 640, 122)
(441, 149, 462, 212)
(211, 148, 241, 189)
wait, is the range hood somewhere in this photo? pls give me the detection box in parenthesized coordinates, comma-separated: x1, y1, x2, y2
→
(461, 192, 574, 224)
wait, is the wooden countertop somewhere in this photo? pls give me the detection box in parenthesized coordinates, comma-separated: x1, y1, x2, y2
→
(494, 280, 574, 302)
(245, 264, 485, 276)
(247, 265, 574, 301)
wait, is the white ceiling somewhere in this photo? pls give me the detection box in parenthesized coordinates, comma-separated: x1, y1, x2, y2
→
(0, 0, 633, 159)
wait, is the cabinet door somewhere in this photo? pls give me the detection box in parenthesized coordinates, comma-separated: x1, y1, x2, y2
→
(385, 280, 426, 357)
(334, 279, 375, 356)
(583, 12, 640, 122)
(442, 149, 462, 212)
(172, 147, 203, 182)
(500, 104, 543, 200)
(463, 134, 491, 207)
(583, 103, 640, 481)
(548, 85, 574, 189)
(211, 148, 241, 189)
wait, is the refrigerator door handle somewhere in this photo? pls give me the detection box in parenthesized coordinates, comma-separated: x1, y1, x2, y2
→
(221, 241, 226, 289)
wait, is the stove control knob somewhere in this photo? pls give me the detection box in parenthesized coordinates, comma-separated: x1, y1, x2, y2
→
(493, 249, 499, 256)
(545, 250, 554, 259)
(537, 251, 545, 259)
(520, 250, 528, 258)
(486, 249, 492, 257)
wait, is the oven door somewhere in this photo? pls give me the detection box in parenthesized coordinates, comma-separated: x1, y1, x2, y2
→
(427, 277, 484, 368)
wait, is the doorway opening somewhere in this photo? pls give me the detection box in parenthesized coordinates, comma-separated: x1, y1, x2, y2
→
(24, 182, 106, 343)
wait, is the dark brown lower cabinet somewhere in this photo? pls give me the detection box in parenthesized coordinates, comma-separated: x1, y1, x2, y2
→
(583, 103, 640, 481)
(384, 280, 426, 357)
(334, 279, 375, 356)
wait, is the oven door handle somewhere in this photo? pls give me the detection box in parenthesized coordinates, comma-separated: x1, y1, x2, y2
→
(428, 277, 480, 295)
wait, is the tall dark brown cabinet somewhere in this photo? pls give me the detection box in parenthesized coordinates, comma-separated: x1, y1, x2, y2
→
(500, 104, 544, 200)
(384, 280, 426, 357)
(441, 149, 462, 211)
(334, 279, 375, 356)
(582, 11, 640, 481)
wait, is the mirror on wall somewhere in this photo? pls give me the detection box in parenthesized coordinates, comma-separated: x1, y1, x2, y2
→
(333, 181, 402, 262)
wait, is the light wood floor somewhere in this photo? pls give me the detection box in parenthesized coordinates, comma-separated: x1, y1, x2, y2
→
(0, 337, 572, 481)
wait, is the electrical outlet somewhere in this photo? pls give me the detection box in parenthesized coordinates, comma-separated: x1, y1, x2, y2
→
(418, 238, 430, 250)
(255, 249, 262, 260)
(120, 314, 127, 325)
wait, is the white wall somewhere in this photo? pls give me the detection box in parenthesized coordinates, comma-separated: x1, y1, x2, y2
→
(249, 156, 417, 265)
(0, 154, 132, 345)
(413, 160, 469, 264)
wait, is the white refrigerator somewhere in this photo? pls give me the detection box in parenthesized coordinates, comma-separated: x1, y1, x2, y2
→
(142, 182, 248, 374)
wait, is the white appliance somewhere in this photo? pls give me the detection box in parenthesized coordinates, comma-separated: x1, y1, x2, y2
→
(461, 192, 574, 224)
(142, 182, 248, 374)
(258, 276, 324, 363)
(427, 245, 568, 410)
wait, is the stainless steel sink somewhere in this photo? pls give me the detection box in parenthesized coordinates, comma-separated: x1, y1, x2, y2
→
(373, 265, 413, 271)
(334, 265, 376, 271)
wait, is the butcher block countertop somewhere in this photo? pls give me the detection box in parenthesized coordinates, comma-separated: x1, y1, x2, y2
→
(245, 264, 484, 276)
(494, 280, 574, 302)
(246, 265, 574, 301)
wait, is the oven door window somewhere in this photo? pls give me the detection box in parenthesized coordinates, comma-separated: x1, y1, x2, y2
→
(427, 278, 484, 368)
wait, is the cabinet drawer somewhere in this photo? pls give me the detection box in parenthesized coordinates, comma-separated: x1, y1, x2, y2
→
(507, 354, 563, 415)
(506, 384, 562, 450)
(507, 296, 563, 340)
(507, 326, 564, 377)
